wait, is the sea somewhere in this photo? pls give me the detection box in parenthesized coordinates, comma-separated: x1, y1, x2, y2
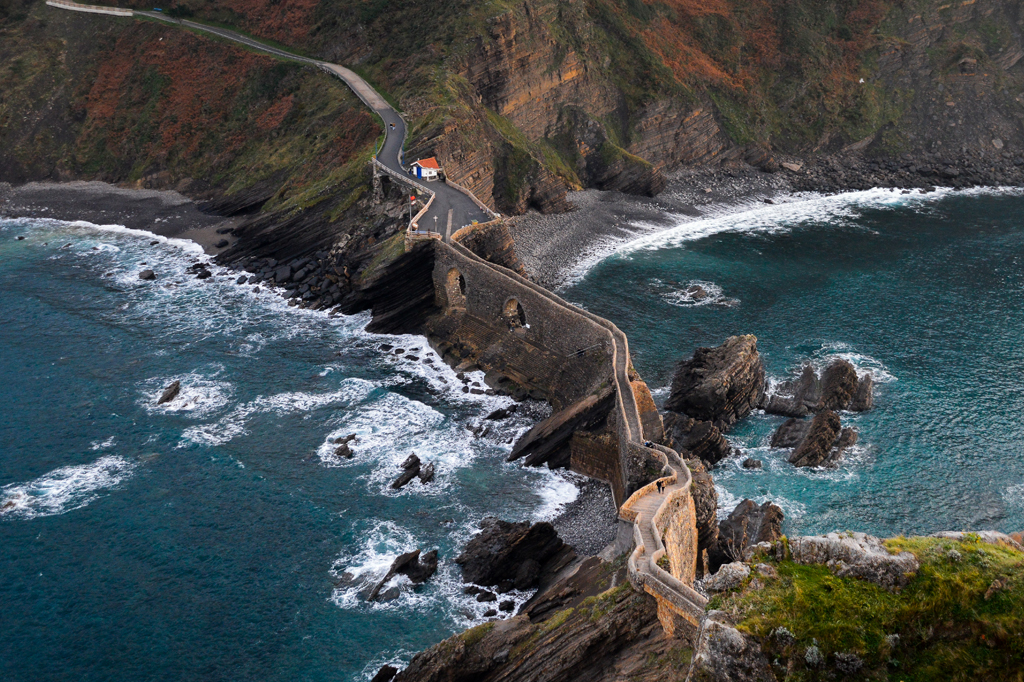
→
(562, 187, 1024, 538)
(2, 187, 1023, 680)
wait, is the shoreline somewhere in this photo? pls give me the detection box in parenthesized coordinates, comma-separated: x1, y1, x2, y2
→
(0, 185, 622, 557)
(0, 181, 243, 255)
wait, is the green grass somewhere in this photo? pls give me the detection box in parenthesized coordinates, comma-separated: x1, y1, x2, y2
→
(711, 537, 1024, 681)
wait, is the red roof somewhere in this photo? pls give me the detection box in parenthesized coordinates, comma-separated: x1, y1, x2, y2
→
(413, 157, 440, 169)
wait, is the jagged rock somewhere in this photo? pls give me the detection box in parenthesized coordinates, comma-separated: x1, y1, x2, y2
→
(499, 599, 515, 612)
(710, 500, 784, 572)
(485, 404, 517, 420)
(689, 611, 776, 682)
(770, 417, 812, 449)
(786, 411, 857, 468)
(819, 360, 858, 411)
(851, 375, 874, 411)
(663, 413, 732, 467)
(138, 269, 156, 280)
(370, 665, 398, 682)
(455, 518, 565, 588)
(418, 462, 435, 484)
(157, 380, 181, 405)
(367, 549, 439, 601)
(665, 335, 765, 429)
(788, 532, 919, 589)
(392, 454, 421, 489)
(687, 459, 719, 565)
(513, 559, 541, 591)
(703, 562, 751, 593)
(742, 458, 762, 469)
(333, 434, 357, 459)
(765, 361, 874, 417)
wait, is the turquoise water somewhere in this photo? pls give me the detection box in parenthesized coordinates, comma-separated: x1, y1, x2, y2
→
(563, 188, 1024, 537)
(0, 218, 577, 681)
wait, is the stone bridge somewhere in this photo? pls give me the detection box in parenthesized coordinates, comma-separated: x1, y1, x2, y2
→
(49, 0, 708, 640)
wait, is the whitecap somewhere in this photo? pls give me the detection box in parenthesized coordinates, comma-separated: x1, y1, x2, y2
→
(0, 455, 136, 519)
(140, 371, 234, 418)
(528, 468, 583, 521)
(180, 378, 378, 447)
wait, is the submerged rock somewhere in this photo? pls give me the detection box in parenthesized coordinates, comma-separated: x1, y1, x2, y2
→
(665, 335, 765, 429)
(157, 380, 181, 405)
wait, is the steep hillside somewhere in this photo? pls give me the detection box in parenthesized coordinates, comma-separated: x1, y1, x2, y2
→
(4, 0, 1024, 247)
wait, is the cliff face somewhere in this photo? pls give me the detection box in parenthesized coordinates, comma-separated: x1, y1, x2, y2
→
(390, 560, 695, 682)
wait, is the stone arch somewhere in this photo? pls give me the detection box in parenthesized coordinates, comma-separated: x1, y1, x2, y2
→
(445, 268, 466, 308)
(503, 297, 527, 329)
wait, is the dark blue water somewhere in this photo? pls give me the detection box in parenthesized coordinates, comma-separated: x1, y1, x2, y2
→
(0, 218, 577, 681)
(563, 188, 1024, 537)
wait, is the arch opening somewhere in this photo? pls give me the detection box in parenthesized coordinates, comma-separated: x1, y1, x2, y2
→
(503, 298, 527, 329)
(445, 268, 466, 308)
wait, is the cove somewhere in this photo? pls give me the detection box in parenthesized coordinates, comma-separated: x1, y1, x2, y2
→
(561, 188, 1024, 537)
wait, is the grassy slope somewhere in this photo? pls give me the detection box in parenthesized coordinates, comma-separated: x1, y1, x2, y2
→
(710, 536, 1024, 681)
(0, 4, 377, 219)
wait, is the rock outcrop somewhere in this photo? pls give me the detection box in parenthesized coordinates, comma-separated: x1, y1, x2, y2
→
(687, 458, 719, 576)
(764, 360, 874, 417)
(689, 611, 776, 682)
(787, 532, 920, 589)
(157, 380, 181, 405)
(776, 411, 857, 468)
(367, 549, 439, 601)
(455, 518, 570, 590)
(709, 500, 784, 572)
(665, 335, 765, 430)
(662, 413, 733, 467)
(392, 454, 422, 489)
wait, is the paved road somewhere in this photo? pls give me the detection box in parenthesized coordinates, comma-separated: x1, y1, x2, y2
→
(136, 11, 492, 238)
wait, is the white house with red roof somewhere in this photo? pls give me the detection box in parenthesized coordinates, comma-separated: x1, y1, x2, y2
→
(410, 157, 442, 181)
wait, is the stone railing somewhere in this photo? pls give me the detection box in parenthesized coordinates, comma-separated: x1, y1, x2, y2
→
(439, 239, 706, 637)
(45, 0, 132, 16)
(445, 177, 499, 221)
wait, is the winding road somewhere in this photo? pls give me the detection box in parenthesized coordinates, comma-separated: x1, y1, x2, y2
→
(46, 0, 494, 237)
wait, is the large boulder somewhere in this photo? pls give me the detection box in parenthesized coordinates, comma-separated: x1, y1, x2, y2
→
(788, 532, 920, 589)
(689, 611, 776, 682)
(710, 500, 784, 572)
(455, 518, 566, 589)
(785, 411, 857, 468)
(663, 413, 733, 467)
(665, 335, 766, 430)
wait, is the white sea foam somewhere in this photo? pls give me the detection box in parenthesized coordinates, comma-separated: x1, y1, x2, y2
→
(562, 186, 1024, 287)
(1003, 483, 1024, 509)
(653, 278, 739, 308)
(809, 342, 897, 384)
(329, 518, 537, 630)
(715, 483, 807, 523)
(528, 468, 582, 521)
(90, 436, 116, 450)
(139, 370, 234, 418)
(0, 455, 135, 519)
(180, 378, 378, 447)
